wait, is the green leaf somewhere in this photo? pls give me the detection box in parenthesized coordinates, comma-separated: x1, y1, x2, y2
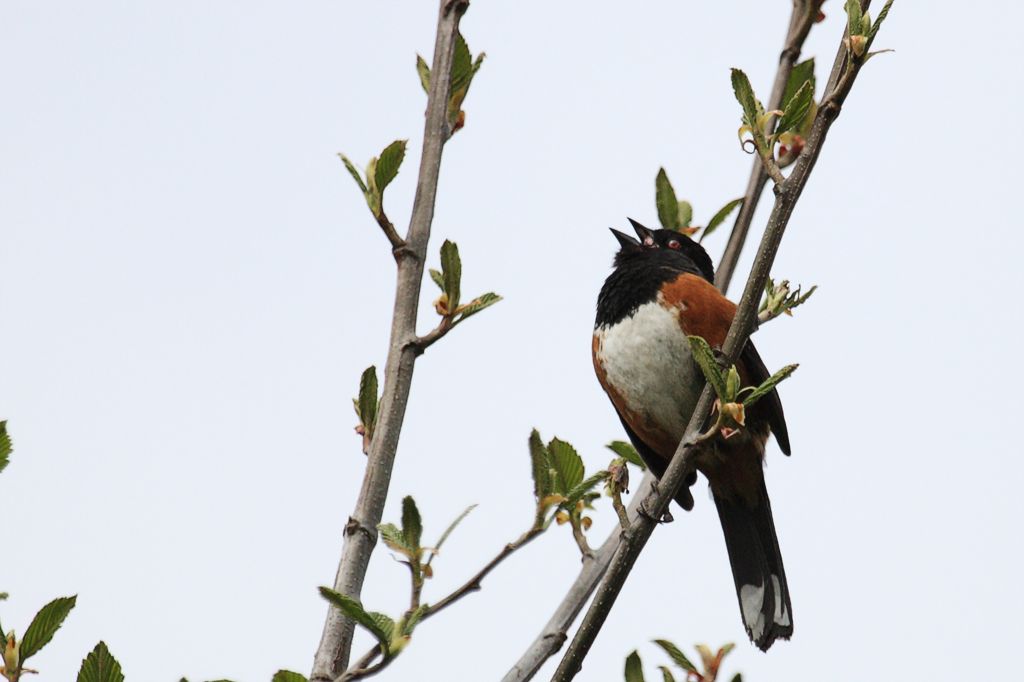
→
(378, 523, 411, 556)
(702, 198, 743, 241)
(400, 604, 429, 636)
(338, 154, 368, 195)
(624, 650, 646, 682)
(528, 429, 553, 499)
(777, 80, 813, 136)
(730, 68, 759, 132)
(564, 471, 610, 508)
(0, 420, 10, 475)
(271, 672, 308, 682)
(725, 365, 741, 401)
(76, 641, 124, 682)
(318, 588, 393, 653)
(433, 504, 477, 553)
(742, 364, 799, 407)
(686, 336, 729, 400)
(652, 639, 698, 674)
(401, 496, 423, 551)
(782, 59, 815, 109)
(866, 0, 895, 50)
(655, 168, 680, 230)
(456, 292, 502, 322)
(606, 441, 646, 470)
(375, 140, 407, 194)
(21, 595, 77, 660)
(548, 437, 584, 494)
(658, 667, 677, 682)
(357, 366, 379, 435)
(677, 201, 693, 228)
(730, 675, 743, 682)
(845, 0, 863, 36)
(415, 54, 431, 93)
(450, 33, 474, 95)
(440, 240, 462, 312)
(428, 269, 445, 290)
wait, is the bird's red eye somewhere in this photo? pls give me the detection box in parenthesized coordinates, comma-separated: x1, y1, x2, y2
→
(667, 239, 681, 250)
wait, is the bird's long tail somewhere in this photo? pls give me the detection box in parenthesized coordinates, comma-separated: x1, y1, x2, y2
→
(713, 474, 793, 651)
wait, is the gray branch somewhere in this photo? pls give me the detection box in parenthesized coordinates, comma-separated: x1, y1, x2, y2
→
(310, 1, 470, 679)
(715, 0, 822, 293)
(551, 4, 877, 678)
(501, 4, 822, 680)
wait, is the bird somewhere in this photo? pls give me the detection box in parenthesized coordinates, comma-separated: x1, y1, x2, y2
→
(592, 218, 793, 651)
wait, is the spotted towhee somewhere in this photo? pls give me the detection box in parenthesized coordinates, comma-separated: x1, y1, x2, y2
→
(592, 219, 793, 651)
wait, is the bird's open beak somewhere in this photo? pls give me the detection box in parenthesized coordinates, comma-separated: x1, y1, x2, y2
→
(628, 218, 655, 244)
(609, 228, 640, 250)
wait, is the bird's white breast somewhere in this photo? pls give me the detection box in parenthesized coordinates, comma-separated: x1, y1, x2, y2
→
(594, 298, 701, 443)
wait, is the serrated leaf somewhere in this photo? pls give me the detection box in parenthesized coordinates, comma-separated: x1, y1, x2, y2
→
(845, 0, 863, 36)
(450, 33, 474, 95)
(783, 59, 815, 109)
(318, 588, 392, 652)
(440, 240, 462, 312)
(369, 612, 396, 643)
(271, 672, 308, 682)
(653, 639, 698, 673)
(429, 269, 445, 290)
(401, 496, 423, 551)
(866, 0, 894, 50)
(686, 336, 728, 400)
(702, 198, 743, 241)
(338, 154, 368, 195)
(730, 674, 743, 682)
(76, 641, 124, 682)
(777, 80, 813, 136)
(21, 595, 77, 660)
(564, 471, 609, 508)
(655, 168, 680, 230)
(742, 364, 798, 407)
(357, 366, 378, 435)
(719, 642, 736, 659)
(606, 441, 646, 470)
(378, 523, 412, 556)
(658, 667, 677, 682)
(528, 429, 553, 499)
(730, 68, 759, 132)
(375, 140, 407, 194)
(625, 650, 646, 682)
(456, 292, 502, 322)
(434, 504, 476, 553)
(548, 437, 584, 494)
(0, 420, 10, 474)
(415, 54, 431, 93)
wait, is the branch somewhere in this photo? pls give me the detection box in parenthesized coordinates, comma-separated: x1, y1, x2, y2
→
(715, 0, 821, 292)
(310, 2, 470, 679)
(551, 6, 878, 677)
(338, 527, 545, 682)
(501, 4, 823, 680)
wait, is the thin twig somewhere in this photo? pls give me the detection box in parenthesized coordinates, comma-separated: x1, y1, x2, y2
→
(338, 527, 546, 681)
(409, 316, 454, 353)
(715, 0, 822, 292)
(551, 5, 876, 677)
(310, 2, 470, 679)
(374, 209, 407, 256)
(501, 5, 823, 680)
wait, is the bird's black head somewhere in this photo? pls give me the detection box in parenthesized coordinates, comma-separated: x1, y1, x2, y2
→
(609, 218, 715, 283)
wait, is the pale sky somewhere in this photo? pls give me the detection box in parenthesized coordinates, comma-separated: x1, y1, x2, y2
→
(3, 2, 1022, 681)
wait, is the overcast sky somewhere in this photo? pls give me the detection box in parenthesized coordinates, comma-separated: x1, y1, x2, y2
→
(3, 2, 1022, 681)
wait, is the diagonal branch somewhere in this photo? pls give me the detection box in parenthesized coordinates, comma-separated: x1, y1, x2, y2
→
(310, 1, 470, 679)
(715, 0, 822, 293)
(500, 4, 822, 680)
(551, 5, 878, 678)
